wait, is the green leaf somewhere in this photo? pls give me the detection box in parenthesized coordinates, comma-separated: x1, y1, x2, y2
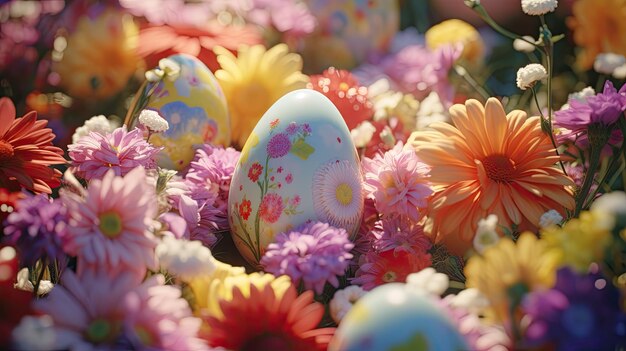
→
(290, 138, 315, 160)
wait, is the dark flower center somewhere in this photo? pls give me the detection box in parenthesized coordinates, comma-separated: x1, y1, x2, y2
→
(98, 211, 123, 238)
(482, 154, 516, 183)
(0, 140, 15, 161)
(242, 333, 295, 351)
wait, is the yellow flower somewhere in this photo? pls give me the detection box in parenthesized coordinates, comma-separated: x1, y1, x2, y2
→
(425, 19, 484, 63)
(188, 261, 290, 320)
(567, 0, 626, 69)
(541, 211, 614, 272)
(465, 232, 558, 324)
(54, 10, 141, 99)
(214, 44, 309, 147)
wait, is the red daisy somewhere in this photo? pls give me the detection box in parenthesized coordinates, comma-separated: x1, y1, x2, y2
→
(0, 98, 66, 194)
(204, 283, 335, 351)
(352, 249, 432, 291)
(239, 198, 252, 221)
(248, 162, 263, 182)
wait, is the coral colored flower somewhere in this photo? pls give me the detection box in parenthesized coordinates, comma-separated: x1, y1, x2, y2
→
(259, 193, 284, 223)
(568, 0, 626, 69)
(62, 167, 158, 275)
(522, 267, 623, 350)
(363, 142, 432, 222)
(68, 126, 161, 181)
(203, 282, 335, 350)
(261, 222, 354, 294)
(308, 67, 373, 130)
(0, 98, 65, 194)
(4, 194, 68, 268)
(214, 44, 308, 147)
(248, 162, 263, 182)
(409, 98, 575, 255)
(352, 249, 432, 291)
(267, 132, 292, 159)
(239, 198, 252, 221)
(464, 232, 558, 325)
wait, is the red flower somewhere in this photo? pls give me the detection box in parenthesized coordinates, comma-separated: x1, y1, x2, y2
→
(203, 283, 335, 351)
(0, 98, 66, 194)
(248, 162, 263, 182)
(285, 173, 293, 184)
(0, 246, 33, 348)
(0, 188, 24, 226)
(352, 249, 432, 291)
(308, 67, 373, 130)
(239, 199, 252, 221)
(259, 193, 284, 223)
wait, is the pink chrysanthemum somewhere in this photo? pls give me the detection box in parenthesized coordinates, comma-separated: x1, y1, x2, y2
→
(259, 193, 284, 223)
(62, 167, 158, 275)
(185, 144, 240, 229)
(352, 249, 432, 291)
(362, 142, 432, 221)
(172, 192, 220, 247)
(68, 126, 161, 181)
(123, 274, 206, 350)
(368, 215, 432, 254)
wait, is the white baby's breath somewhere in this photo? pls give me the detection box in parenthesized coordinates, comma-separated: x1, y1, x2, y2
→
(521, 0, 558, 16)
(330, 285, 367, 323)
(450, 288, 491, 315)
(513, 36, 537, 53)
(138, 109, 169, 132)
(350, 121, 376, 148)
(11, 315, 60, 351)
(159, 58, 181, 81)
(516, 63, 548, 90)
(539, 209, 563, 228)
(406, 267, 450, 296)
(71, 115, 119, 144)
(156, 236, 216, 281)
(594, 53, 626, 75)
(473, 214, 500, 254)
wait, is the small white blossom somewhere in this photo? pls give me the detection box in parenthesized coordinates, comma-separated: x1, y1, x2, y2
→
(591, 191, 626, 220)
(15, 268, 54, 295)
(350, 121, 376, 148)
(11, 315, 61, 351)
(367, 78, 391, 99)
(450, 288, 491, 315)
(138, 109, 169, 132)
(416, 91, 448, 130)
(145, 68, 165, 82)
(473, 214, 500, 254)
(513, 36, 537, 53)
(594, 53, 626, 75)
(159, 58, 181, 81)
(539, 209, 563, 228)
(156, 236, 216, 281)
(516, 63, 548, 90)
(71, 115, 119, 144)
(406, 267, 450, 296)
(614, 64, 626, 79)
(379, 126, 396, 148)
(330, 285, 367, 323)
(521, 0, 558, 16)
(560, 86, 595, 110)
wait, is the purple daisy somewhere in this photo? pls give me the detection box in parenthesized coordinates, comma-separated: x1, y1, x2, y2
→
(266, 132, 291, 159)
(521, 267, 624, 350)
(260, 221, 354, 294)
(4, 194, 68, 268)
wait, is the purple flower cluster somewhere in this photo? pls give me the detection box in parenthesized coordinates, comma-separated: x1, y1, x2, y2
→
(521, 267, 626, 350)
(4, 194, 68, 268)
(266, 132, 291, 159)
(260, 221, 354, 294)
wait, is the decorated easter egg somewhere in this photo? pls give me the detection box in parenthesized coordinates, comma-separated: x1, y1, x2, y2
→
(228, 89, 363, 266)
(328, 283, 469, 351)
(300, 0, 399, 72)
(129, 54, 230, 170)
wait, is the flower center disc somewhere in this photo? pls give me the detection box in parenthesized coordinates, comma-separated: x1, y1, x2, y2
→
(335, 183, 353, 206)
(482, 154, 516, 182)
(98, 211, 123, 238)
(0, 140, 15, 161)
(85, 319, 118, 343)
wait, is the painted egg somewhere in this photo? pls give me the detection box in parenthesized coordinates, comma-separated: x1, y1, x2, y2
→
(328, 283, 469, 351)
(228, 89, 364, 266)
(129, 54, 230, 170)
(300, 0, 399, 72)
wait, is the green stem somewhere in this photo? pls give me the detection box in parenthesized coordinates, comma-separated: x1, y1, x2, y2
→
(530, 87, 545, 119)
(33, 260, 46, 298)
(454, 65, 491, 100)
(469, 3, 537, 46)
(575, 146, 602, 216)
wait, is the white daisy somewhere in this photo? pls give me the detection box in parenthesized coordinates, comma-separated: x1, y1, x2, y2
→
(312, 160, 364, 235)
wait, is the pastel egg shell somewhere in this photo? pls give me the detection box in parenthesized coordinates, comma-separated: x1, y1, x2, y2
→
(228, 89, 364, 266)
(140, 53, 230, 170)
(329, 283, 469, 351)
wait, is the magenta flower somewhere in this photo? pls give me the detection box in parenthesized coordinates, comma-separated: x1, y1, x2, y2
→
(266, 132, 291, 159)
(258, 193, 284, 223)
(368, 215, 432, 254)
(4, 194, 68, 268)
(68, 126, 161, 181)
(62, 167, 158, 276)
(362, 143, 432, 221)
(260, 221, 354, 294)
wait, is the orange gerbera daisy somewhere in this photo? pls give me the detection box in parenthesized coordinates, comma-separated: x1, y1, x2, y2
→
(0, 98, 66, 194)
(203, 282, 335, 351)
(408, 98, 574, 256)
